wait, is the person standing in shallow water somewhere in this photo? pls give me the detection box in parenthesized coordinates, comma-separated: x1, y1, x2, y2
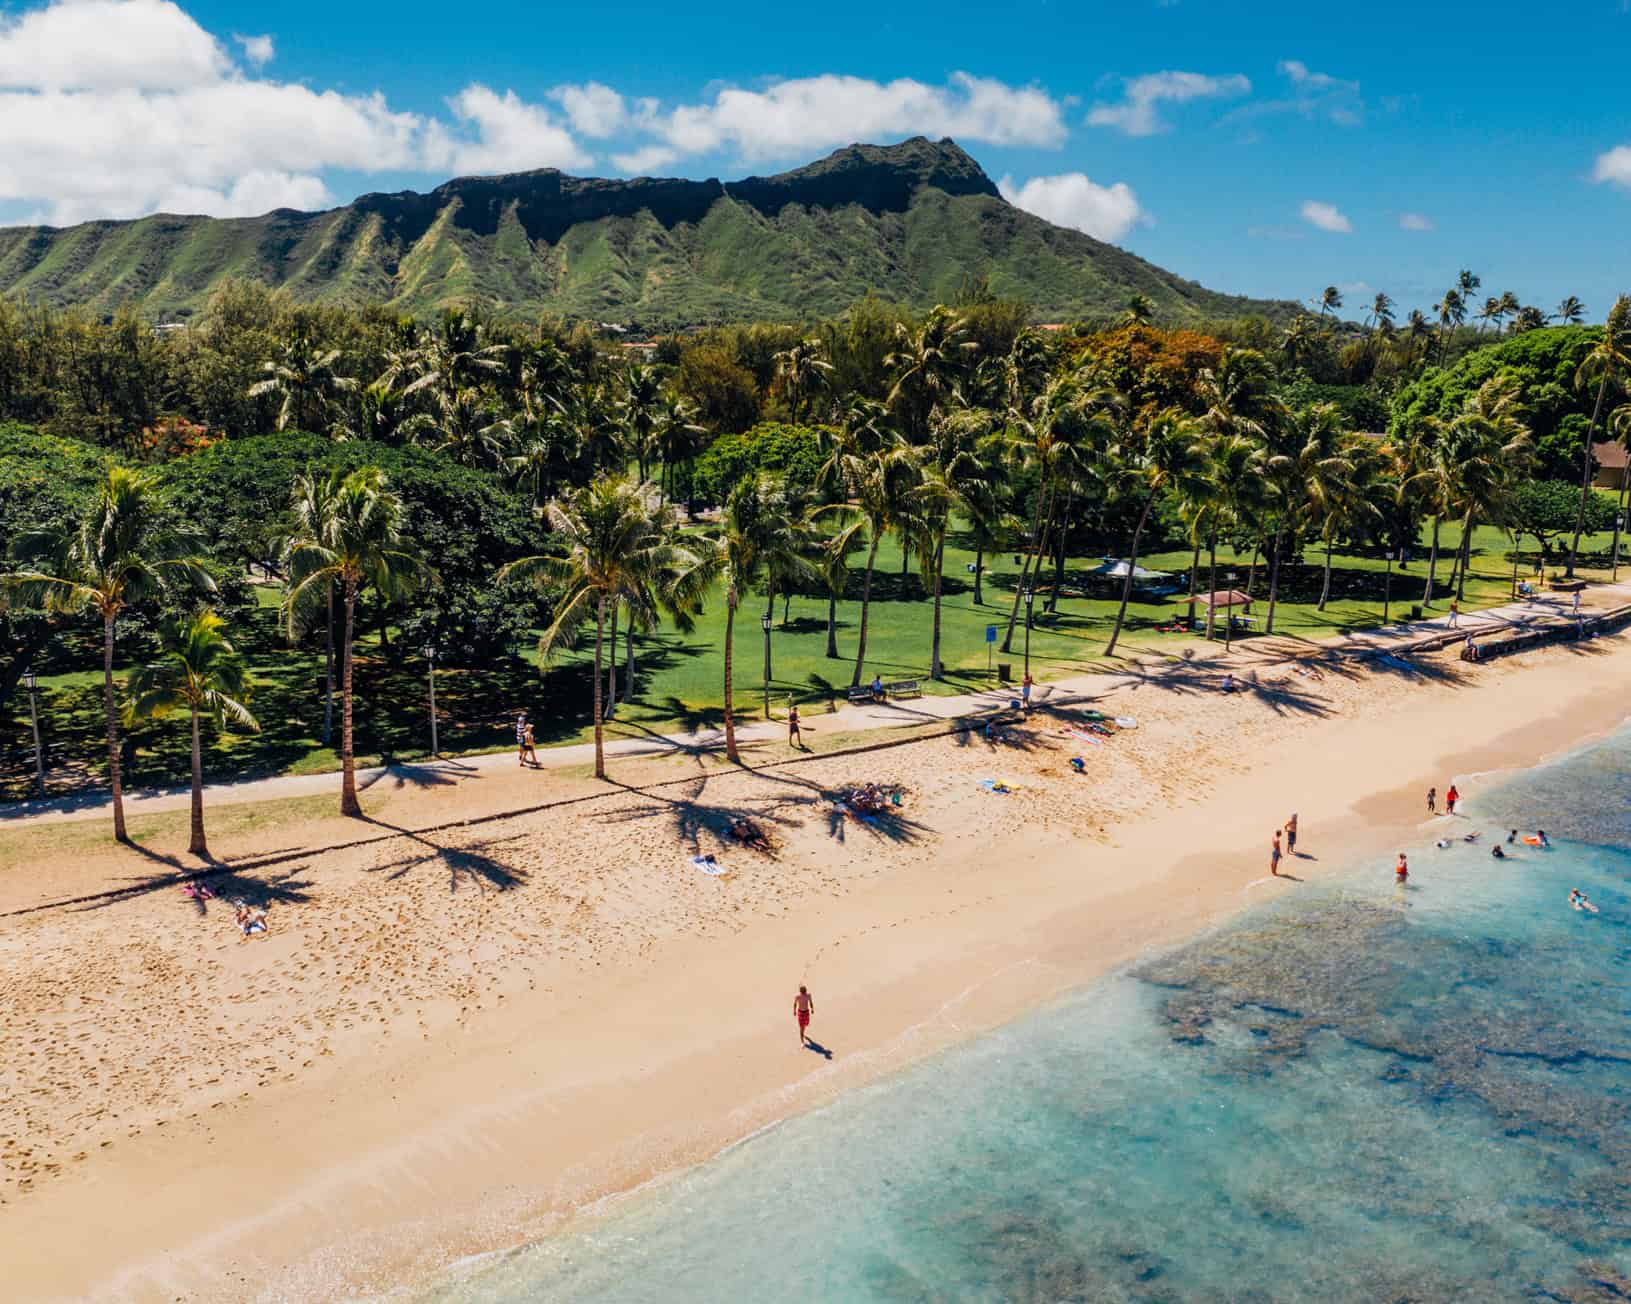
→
(1395, 853, 1409, 882)
(1446, 784, 1460, 815)
(793, 985, 815, 1045)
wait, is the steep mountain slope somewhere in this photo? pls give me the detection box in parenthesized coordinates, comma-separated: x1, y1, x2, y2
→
(0, 138, 1291, 326)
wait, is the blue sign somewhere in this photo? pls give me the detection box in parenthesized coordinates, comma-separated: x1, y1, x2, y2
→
(985, 624, 998, 643)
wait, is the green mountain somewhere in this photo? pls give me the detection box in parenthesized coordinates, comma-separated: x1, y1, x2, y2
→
(0, 138, 1292, 327)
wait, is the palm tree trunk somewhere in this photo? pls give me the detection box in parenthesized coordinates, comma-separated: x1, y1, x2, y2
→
(340, 579, 361, 817)
(1246, 540, 1261, 597)
(1001, 480, 1051, 653)
(1266, 526, 1286, 634)
(626, 621, 636, 701)
(1568, 376, 1611, 576)
(1318, 523, 1335, 609)
(851, 531, 881, 688)
(1104, 492, 1156, 656)
(973, 542, 984, 605)
(929, 534, 946, 679)
(188, 702, 206, 856)
(104, 611, 127, 842)
(723, 599, 739, 762)
(1422, 515, 1442, 606)
(825, 592, 840, 658)
(605, 603, 618, 716)
(322, 584, 334, 747)
(1185, 533, 1202, 627)
(764, 581, 775, 680)
(1047, 490, 1072, 613)
(1206, 525, 1220, 639)
(592, 594, 606, 779)
(1456, 515, 1474, 603)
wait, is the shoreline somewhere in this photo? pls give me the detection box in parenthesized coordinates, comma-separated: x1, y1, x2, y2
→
(5, 636, 1631, 1301)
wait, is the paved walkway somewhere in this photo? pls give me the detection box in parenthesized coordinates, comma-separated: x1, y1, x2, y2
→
(10, 581, 1631, 828)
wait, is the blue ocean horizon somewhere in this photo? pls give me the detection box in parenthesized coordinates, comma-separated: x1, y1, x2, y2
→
(428, 729, 1631, 1303)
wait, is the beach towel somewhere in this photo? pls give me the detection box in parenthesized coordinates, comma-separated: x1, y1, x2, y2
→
(977, 779, 1014, 794)
(1066, 728, 1105, 746)
(690, 855, 728, 876)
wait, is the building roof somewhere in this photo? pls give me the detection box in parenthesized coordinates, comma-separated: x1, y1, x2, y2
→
(1593, 440, 1629, 469)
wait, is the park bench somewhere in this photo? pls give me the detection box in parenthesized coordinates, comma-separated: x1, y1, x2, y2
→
(885, 680, 921, 699)
(846, 685, 875, 704)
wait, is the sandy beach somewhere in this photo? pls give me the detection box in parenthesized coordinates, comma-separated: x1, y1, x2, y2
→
(5, 629, 1631, 1302)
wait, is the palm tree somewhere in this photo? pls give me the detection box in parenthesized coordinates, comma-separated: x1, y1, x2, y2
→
(1202, 433, 1267, 640)
(1435, 289, 1466, 362)
(714, 476, 814, 762)
(917, 403, 998, 679)
(1512, 305, 1548, 334)
(247, 331, 358, 433)
(818, 516, 867, 659)
(619, 364, 666, 482)
(1497, 290, 1521, 333)
(1457, 269, 1483, 313)
(399, 388, 513, 470)
(1567, 295, 1631, 575)
(288, 470, 341, 745)
(1302, 428, 1364, 611)
(1476, 296, 1502, 334)
(1440, 396, 1532, 601)
(1317, 286, 1343, 319)
(8, 467, 211, 841)
(1368, 292, 1396, 334)
(1103, 410, 1207, 656)
(653, 397, 706, 507)
(1122, 294, 1155, 327)
(284, 468, 426, 815)
(772, 338, 834, 422)
(817, 406, 922, 688)
(886, 306, 976, 443)
(1555, 296, 1586, 326)
(125, 610, 258, 856)
(499, 477, 709, 780)
(380, 308, 508, 399)
(1261, 404, 1349, 632)
(1280, 315, 1320, 372)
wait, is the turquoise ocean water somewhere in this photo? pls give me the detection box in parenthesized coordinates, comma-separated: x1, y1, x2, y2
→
(429, 730, 1631, 1303)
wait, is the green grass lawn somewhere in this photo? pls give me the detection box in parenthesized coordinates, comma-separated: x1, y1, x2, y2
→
(4, 515, 1622, 801)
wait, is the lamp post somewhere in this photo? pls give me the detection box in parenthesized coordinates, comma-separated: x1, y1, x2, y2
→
(23, 668, 43, 798)
(1385, 546, 1397, 625)
(423, 644, 438, 759)
(760, 613, 772, 719)
(1224, 573, 1238, 652)
(1614, 514, 1626, 582)
(1023, 589, 1035, 679)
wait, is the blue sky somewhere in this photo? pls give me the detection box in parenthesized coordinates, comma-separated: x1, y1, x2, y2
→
(3, 0, 1630, 317)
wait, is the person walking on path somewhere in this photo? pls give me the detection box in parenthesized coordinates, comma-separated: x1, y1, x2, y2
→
(1427, 787, 1437, 815)
(793, 985, 815, 1045)
(522, 718, 539, 767)
(1022, 673, 1034, 712)
(515, 712, 530, 767)
(788, 702, 803, 749)
(1285, 813, 1299, 855)
(1270, 830, 1283, 877)
(1572, 590, 1582, 617)
(1448, 597, 1460, 628)
(1446, 783, 1460, 815)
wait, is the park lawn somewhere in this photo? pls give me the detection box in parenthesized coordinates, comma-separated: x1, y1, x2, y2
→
(5, 515, 1622, 801)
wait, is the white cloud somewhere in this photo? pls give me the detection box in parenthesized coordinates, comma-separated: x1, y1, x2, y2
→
(1299, 200, 1352, 233)
(611, 144, 682, 176)
(998, 172, 1145, 242)
(1235, 59, 1364, 126)
(1398, 211, 1434, 231)
(421, 85, 591, 175)
(158, 170, 331, 218)
(640, 72, 1066, 161)
(1592, 145, 1631, 187)
(1086, 70, 1250, 136)
(234, 32, 273, 67)
(549, 81, 640, 138)
(0, 0, 231, 89)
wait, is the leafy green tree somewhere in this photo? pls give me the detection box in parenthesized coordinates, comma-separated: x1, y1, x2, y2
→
(500, 477, 709, 779)
(8, 467, 211, 841)
(284, 468, 427, 815)
(125, 610, 258, 856)
(1567, 295, 1631, 574)
(1506, 480, 1616, 557)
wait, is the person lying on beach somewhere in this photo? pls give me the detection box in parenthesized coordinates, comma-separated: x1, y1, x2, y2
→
(1570, 889, 1599, 913)
(1435, 839, 1451, 850)
(729, 818, 770, 850)
(1491, 845, 1506, 860)
(235, 904, 268, 939)
(181, 881, 213, 901)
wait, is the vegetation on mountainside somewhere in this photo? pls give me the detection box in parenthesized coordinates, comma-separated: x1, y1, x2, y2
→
(0, 139, 1292, 327)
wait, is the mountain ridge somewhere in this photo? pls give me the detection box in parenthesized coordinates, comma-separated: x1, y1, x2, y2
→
(0, 138, 1294, 327)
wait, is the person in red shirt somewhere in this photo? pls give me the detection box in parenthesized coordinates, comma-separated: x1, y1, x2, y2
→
(1446, 784, 1460, 815)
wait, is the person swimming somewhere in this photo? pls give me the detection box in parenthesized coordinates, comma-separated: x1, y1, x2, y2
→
(1570, 889, 1599, 913)
(1537, 829, 1551, 847)
(1491, 845, 1506, 859)
(1507, 829, 1518, 844)
(1435, 839, 1451, 849)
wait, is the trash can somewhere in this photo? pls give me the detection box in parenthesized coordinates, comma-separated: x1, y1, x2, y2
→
(1409, 604, 1422, 620)
(997, 662, 1012, 681)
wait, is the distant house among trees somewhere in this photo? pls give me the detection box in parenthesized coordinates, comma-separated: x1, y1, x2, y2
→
(1592, 440, 1628, 490)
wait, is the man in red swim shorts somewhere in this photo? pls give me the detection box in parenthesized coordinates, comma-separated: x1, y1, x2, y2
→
(793, 985, 814, 1045)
